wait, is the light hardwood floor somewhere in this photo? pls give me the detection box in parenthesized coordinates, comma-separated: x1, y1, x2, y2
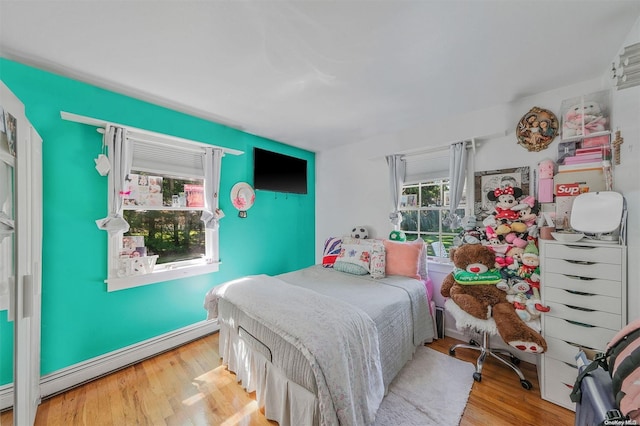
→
(1, 333, 574, 425)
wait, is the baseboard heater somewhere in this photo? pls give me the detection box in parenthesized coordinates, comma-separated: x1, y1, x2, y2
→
(0, 319, 219, 411)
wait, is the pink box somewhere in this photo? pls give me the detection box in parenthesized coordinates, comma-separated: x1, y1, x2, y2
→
(538, 178, 554, 203)
(581, 135, 610, 147)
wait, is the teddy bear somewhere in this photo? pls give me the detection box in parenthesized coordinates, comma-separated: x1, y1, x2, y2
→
(563, 101, 607, 137)
(440, 243, 547, 353)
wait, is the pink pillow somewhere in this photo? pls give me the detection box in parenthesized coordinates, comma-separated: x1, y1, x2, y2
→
(383, 239, 423, 280)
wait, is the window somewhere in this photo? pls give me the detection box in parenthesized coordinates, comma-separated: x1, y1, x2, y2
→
(122, 174, 207, 265)
(400, 178, 467, 258)
(102, 126, 228, 292)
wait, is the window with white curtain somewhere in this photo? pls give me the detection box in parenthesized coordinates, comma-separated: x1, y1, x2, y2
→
(400, 147, 470, 258)
(106, 136, 221, 292)
(400, 178, 467, 257)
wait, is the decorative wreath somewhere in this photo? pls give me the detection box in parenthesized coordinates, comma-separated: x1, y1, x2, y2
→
(516, 107, 559, 152)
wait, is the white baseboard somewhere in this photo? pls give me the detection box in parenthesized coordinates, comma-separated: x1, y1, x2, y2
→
(0, 319, 219, 411)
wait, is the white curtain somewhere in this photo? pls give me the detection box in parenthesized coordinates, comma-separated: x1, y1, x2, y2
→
(444, 141, 468, 228)
(386, 154, 406, 230)
(96, 125, 132, 235)
(201, 147, 223, 229)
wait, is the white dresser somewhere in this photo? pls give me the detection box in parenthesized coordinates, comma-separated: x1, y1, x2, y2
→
(538, 239, 627, 410)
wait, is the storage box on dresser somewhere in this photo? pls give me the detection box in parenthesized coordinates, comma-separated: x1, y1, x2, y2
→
(537, 239, 627, 411)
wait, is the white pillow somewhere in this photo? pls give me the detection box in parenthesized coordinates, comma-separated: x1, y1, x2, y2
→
(341, 237, 386, 278)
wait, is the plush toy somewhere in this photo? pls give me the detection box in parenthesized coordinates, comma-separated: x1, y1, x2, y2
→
(517, 241, 550, 314)
(441, 244, 547, 353)
(351, 226, 369, 239)
(389, 230, 406, 242)
(563, 101, 607, 137)
(487, 186, 522, 222)
(454, 215, 482, 245)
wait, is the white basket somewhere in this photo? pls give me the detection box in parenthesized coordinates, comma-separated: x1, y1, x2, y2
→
(117, 255, 158, 277)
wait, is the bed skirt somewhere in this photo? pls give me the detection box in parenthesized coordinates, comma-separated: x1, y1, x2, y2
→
(219, 322, 319, 426)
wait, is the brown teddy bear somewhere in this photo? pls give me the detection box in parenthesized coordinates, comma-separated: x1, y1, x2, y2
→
(441, 243, 547, 353)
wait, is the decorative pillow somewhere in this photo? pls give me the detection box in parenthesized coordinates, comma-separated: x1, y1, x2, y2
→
(341, 237, 386, 278)
(322, 236, 342, 268)
(383, 239, 422, 280)
(410, 238, 428, 280)
(334, 244, 371, 275)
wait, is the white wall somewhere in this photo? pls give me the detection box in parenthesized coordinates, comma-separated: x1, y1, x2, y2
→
(316, 20, 640, 322)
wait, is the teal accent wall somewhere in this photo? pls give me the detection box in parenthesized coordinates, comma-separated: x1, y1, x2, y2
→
(0, 58, 315, 382)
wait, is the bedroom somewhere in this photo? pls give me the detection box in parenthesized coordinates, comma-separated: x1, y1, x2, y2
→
(1, 1, 639, 425)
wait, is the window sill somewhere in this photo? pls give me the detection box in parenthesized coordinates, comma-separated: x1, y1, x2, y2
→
(427, 257, 453, 272)
(105, 262, 220, 292)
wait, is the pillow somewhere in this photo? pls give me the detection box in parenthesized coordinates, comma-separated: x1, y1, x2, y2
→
(411, 239, 428, 280)
(341, 237, 386, 278)
(333, 244, 371, 275)
(322, 236, 342, 268)
(383, 239, 423, 280)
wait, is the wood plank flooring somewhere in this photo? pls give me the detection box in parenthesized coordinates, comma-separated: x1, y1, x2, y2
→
(1, 333, 574, 425)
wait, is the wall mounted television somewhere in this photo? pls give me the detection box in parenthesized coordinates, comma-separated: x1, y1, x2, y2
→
(253, 147, 308, 194)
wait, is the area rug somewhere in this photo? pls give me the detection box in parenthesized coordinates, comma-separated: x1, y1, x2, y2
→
(374, 345, 475, 426)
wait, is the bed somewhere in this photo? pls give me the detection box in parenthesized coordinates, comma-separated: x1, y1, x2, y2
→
(204, 238, 435, 426)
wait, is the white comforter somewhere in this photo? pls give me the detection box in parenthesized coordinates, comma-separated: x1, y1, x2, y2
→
(205, 274, 385, 426)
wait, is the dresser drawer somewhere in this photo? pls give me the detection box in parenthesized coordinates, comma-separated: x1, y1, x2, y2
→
(545, 301, 623, 330)
(544, 243, 622, 264)
(544, 272, 621, 297)
(542, 356, 578, 411)
(544, 287, 623, 315)
(544, 316, 616, 350)
(546, 336, 592, 366)
(544, 258, 621, 281)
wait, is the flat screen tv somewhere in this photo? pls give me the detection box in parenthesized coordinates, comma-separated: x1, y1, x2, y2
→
(253, 148, 308, 194)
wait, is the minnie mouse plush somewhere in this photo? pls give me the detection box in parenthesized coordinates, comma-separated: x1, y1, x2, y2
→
(487, 186, 523, 221)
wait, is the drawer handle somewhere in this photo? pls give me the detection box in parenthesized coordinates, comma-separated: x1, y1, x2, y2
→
(563, 383, 574, 389)
(565, 245, 596, 250)
(565, 319, 595, 328)
(566, 340, 597, 351)
(565, 260, 596, 265)
(564, 289, 595, 296)
(565, 304, 595, 312)
(565, 274, 595, 281)
(563, 361, 578, 369)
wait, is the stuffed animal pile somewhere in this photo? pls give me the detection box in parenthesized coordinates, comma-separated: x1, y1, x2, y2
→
(449, 187, 551, 350)
(441, 243, 547, 353)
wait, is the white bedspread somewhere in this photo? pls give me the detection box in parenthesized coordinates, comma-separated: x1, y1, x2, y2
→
(205, 274, 385, 426)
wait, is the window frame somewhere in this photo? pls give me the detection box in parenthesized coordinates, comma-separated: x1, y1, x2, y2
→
(103, 136, 225, 292)
(106, 190, 221, 292)
(400, 177, 468, 260)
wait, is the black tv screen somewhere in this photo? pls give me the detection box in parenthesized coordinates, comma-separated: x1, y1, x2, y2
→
(253, 148, 308, 194)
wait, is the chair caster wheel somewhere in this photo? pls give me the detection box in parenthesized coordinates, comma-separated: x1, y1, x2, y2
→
(449, 349, 456, 356)
(469, 339, 478, 346)
(473, 372, 482, 382)
(510, 356, 521, 365)
(520, 379, 532, 390)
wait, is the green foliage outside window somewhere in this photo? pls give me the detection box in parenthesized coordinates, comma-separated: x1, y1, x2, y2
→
(123, 173, 206, 264)
(400, 179, 465, 257)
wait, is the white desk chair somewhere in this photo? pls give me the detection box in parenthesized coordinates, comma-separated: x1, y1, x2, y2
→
(444, 298, 533, 390)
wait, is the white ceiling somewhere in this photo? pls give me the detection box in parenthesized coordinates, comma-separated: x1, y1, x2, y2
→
(1, 1, 639, 152)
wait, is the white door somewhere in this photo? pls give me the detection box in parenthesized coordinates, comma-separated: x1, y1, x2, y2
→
(1, 81, 42, 425)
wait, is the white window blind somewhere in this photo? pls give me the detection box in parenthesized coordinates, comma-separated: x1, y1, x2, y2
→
(130, 139, 205, 179)
(402, 140, 475, 183)
(404, 151, 450, 183)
